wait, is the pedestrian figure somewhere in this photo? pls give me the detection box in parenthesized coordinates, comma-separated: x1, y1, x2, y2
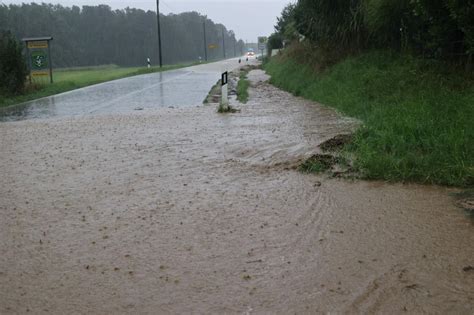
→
(238, 58, 241, 63)
(147, 57, 151, 68)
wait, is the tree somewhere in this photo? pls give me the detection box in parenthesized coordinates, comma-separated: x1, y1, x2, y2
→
(273, 0, 474, 64)
(275, 3, 296, 36)
(294, 0, 365, 51)
(267, 33, 284, 52)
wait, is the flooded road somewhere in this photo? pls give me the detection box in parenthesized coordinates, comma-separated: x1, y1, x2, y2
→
(0, 70, 473, 314)
(0, 58, 245, 122)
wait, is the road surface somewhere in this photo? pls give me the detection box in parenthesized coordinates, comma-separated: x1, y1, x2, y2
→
(0, 58, 246, 122)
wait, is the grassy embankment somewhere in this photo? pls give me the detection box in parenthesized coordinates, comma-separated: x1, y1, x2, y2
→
(0, 62, 200, 108)
(265, 51, 474, 187)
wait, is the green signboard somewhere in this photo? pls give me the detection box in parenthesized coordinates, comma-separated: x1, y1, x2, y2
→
(31, 50, 49, 70)
(23, 37, 54, 83)
(258, 36, 268, 51)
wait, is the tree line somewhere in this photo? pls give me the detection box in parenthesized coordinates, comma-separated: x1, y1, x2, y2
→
(0, 3, 245, 68)
(269, 0, 473, 67)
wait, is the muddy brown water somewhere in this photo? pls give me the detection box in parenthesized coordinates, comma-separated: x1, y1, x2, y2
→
(1, 70, 472, 314)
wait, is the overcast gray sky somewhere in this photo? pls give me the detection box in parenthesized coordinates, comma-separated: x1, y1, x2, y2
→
(1, 0, 293, 42)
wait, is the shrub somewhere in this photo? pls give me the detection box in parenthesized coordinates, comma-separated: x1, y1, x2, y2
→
(0, 30, 28, 95)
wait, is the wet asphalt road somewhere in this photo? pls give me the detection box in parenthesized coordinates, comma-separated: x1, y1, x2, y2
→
(0, 58, 246, 122)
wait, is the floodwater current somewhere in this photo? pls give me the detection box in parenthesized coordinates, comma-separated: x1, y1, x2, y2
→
(0, 70, 218, 122)
(0, 69, 472, 314)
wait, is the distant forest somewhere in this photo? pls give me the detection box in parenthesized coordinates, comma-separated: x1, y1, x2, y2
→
(0, 3, 246, 67)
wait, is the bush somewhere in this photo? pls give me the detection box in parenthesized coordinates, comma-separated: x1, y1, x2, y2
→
(0, 30, 28, 95)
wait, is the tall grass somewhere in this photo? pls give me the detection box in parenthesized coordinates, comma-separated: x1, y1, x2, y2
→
(265, 51, 474, 187)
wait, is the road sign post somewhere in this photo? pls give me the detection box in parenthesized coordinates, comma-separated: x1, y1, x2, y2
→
(23, 36, 53, 84)
(258, 36, 268, 59)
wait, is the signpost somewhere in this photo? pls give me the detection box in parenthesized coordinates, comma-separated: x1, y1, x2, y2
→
(23, 37, 53, 84)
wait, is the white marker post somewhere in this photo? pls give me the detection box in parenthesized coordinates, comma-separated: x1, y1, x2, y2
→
(220, 70, 229, 111)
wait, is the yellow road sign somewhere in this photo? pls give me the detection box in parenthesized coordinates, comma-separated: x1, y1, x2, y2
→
(28, 41, 49, 49)
(31, 71, 49, 77)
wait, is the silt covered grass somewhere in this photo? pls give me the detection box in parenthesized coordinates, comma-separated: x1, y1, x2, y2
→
(265, 51, 474, 187)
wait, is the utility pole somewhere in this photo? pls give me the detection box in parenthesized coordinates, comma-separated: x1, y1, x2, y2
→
(222, 27, 226, 59)
(203, 18, 208, 62)
(233, 38, 236, 57)
(156, 0, 163, 67)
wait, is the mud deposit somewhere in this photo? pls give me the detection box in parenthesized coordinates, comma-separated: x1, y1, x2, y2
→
(1, 70, 473, 314)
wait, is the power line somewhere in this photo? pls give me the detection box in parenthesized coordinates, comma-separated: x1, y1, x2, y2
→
(160, 0, 174, 12)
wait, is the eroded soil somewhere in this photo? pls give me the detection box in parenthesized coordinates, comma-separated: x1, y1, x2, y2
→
(1, 70, 473, 314)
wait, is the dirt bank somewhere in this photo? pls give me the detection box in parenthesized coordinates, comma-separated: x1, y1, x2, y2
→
(0, 70, 472, 314)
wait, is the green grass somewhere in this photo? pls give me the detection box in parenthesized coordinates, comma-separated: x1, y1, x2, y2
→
(265, 51, 474, 187)
(0, 62, 200, 108)
(237, 72, 250, 103)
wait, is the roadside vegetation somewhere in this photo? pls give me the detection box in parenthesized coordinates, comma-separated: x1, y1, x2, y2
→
(217, 104, 239, 113)
(266, 50, 473, 186)
(0, 62, 199, 108)
(236, 72, 250, 103)
(0, 31, 28, 97)
(265, 1, 474, 187)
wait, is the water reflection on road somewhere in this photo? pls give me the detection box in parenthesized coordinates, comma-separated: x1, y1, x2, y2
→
(0, 59, 245, 122)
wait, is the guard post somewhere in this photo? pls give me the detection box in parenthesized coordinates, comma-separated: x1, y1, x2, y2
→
(220, 70, 229, 111)
(23, 36, 53, 84)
